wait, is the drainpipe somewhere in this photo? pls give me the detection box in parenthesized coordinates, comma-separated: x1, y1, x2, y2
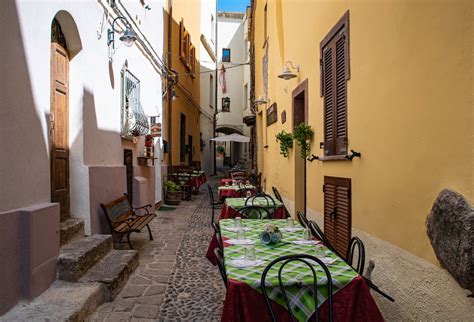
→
(167, 0, 173, 166)
(213, 1, 218, 175)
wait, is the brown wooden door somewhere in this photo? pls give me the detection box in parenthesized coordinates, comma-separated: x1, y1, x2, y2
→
(50, 42, 70, 222)
(324, 176, 351, 256)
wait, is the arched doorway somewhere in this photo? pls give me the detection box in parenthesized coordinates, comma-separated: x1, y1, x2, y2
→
(50, 18, 70, 222)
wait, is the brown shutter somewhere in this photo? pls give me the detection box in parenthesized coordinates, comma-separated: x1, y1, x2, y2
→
(334, 31, 348, 155)
(323, 46, 335, 156)
(324, 176, 351, 258)
(179, 20, 185, 58)
(321, 11, 349, 156)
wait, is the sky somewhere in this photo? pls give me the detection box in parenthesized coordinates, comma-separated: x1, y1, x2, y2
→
(217, 0, 250, 12)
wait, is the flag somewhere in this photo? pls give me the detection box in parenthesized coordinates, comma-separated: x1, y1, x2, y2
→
(219, 64, 227, 94)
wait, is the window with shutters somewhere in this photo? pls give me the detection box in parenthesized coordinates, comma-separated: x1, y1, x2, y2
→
(320, 11, 350, 156)
(323, 176, 351, 257)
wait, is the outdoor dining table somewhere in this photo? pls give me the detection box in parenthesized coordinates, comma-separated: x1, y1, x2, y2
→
(217, 184, 256, 199)
(172, 171, 207, 191)
(206, 197, 287, 265)
(218, 219, 384, 322)
(220, 178, 233, 186)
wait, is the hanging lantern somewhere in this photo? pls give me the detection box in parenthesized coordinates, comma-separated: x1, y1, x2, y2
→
(222, 97, 231, 112)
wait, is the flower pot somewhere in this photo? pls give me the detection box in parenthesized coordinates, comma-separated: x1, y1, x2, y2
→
(165, 190, 183, 205)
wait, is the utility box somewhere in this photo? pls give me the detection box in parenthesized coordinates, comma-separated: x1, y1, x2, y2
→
(133, 176, 148, 215)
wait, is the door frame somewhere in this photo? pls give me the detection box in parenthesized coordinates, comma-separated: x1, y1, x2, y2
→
(292, 79, 309, 214)
(50, 19, 70, 222)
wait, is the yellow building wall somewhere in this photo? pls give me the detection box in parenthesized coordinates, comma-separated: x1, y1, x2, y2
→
(254, 0, 473, 264)
(165, 0, 201, 166)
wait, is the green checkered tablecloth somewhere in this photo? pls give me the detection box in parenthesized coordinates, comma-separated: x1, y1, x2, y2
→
(225, 197, 283, 209)
(221, 219, 358, 322)
(217, 184, 255, 191)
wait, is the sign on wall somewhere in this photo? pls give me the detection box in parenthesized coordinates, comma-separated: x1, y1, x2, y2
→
(150, 116, 162, 137)
(281, 110, 286, 124)
(266, 103, 277, 126)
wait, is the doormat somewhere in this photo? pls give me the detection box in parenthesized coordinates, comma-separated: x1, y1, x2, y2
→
(158, 206, 176, 211)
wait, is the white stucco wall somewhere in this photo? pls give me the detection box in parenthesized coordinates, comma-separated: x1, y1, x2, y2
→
(199, 0, 217, 175)
(216, 12, 251, 165)
(1, 0, 164, 232)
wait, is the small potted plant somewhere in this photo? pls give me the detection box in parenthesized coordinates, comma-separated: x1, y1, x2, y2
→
(164, 180, 183, 205)
(259, 223, 283, 245)
(293, 123, 314, 159)
(276, 130, 293, 157)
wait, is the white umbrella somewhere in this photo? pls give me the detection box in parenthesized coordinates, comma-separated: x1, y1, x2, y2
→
(210, 133, 250, 143)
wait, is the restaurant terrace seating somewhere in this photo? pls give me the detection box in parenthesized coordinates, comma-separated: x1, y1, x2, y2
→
(260, 254, 334, 322)
(235, 205, 272, 219)
(213, 248, 227, 288)
(245, 193, 276, 209)
(347, 236, 366, 275)
(207, 184, 223, 224)
(235, 187, 256, 197)
(272, 186, 291, 218)
(297, 210, 310, 228)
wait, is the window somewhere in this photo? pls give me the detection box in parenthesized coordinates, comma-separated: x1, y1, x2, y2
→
(180, 113, 186, 163)
(244, 83, 248, 110)
(209, 74, 214, 108)
(320, 11, 350, 156)
(323, 176, 351, 257)
(120, 67, 149, 138)
(211, 14, 215, 44)
(190, 45, 196, 77)
(222, 48, 231, 62)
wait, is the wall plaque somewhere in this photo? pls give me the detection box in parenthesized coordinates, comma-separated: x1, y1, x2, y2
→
(266, 103, 277, 126)
(281, 110, 286, 124)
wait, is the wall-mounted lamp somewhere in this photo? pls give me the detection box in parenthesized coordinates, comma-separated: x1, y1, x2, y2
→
(171, 88, 178, 101)
(108, 16, 137, 49)
(278, 61, 299, 80)
(254, 95, 268, 105)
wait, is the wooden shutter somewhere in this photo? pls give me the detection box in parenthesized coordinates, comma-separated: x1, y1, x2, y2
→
(321, 11, 349, 156)
(179, 20, 185, 59)
(190, 45, 196, 76)
(324, 176, 351, 257)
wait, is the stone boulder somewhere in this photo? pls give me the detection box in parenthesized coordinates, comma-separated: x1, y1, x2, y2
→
(427, 189, 474, 292)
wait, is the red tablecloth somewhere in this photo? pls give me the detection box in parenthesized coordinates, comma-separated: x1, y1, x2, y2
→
(206, 205, 286, 265)
(220, 178, 233, 186)
(221, 275, 384, 322)
(218, 187, 256, 199)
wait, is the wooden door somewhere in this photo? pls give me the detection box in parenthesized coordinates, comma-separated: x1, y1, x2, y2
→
(188, 135, 193, 166)
(323, 176, 351, 256)
(50, 40, 70, 222)
(124, 150, 133, 204)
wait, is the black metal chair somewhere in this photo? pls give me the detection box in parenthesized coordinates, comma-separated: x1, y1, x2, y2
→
(346, 237, 365, 275)
(235, 205, 272, 219)
(214, 247, 227, 288)
(212, 222, 223, 251)
(207, 184, 223, 225)
(296, 210, 309, 228)
(245, 193, 276, 209)
(272, 186, 291, 218)
(260, 254, 334, 322)
(308, 220, 335, 252)
(235, 188, 255, 198)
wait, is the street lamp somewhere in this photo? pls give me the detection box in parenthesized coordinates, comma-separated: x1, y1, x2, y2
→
(108, 16, 137, 49)
(278, 61, 300, 80)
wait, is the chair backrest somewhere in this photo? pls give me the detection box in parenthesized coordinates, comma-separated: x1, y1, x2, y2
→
(245, 193, 276, 210)
(260, 254, 334, 322)
(207, 184, 215, 205)
(272, 186, 283, 203)
(346, 237, 365, 275)
(230, 171, 247, 180)
(100, 195, 133, 227)
(235, 188, 255, 198)
(212, 222, 223, 250)
(235, 205, 272, 219)
(307, 220, 343, 258)
(214, 247, 227, 288)
(296, 210, 309, 228)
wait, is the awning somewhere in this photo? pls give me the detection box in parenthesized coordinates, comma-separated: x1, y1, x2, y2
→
(210, 133, 250, 143)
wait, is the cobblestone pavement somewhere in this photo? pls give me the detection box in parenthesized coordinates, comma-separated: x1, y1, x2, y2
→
(90, 178, 224, 321)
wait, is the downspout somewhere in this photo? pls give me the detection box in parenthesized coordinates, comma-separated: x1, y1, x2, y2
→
(213, 2, 218, 175)
(167, 0, 173, 166)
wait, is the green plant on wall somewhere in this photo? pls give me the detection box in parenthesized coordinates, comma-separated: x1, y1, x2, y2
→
(216, 146, 225, 154)
(293, 123, 314, 159)
(275, 131, 293, 157)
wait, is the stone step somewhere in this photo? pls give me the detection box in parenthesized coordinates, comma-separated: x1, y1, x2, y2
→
(58, 235, 113, 282)
(0, 281, 105, 322)
(60, 218, 85, 246)
(80, 249, 139, 301)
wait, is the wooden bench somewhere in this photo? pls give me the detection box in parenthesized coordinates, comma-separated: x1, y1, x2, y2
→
(100, 194, 156, 249)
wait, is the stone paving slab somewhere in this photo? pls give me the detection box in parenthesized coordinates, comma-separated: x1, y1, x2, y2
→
(89, 178, 224, 321)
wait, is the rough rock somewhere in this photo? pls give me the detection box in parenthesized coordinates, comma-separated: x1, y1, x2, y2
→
(427, 189, 474, 291)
